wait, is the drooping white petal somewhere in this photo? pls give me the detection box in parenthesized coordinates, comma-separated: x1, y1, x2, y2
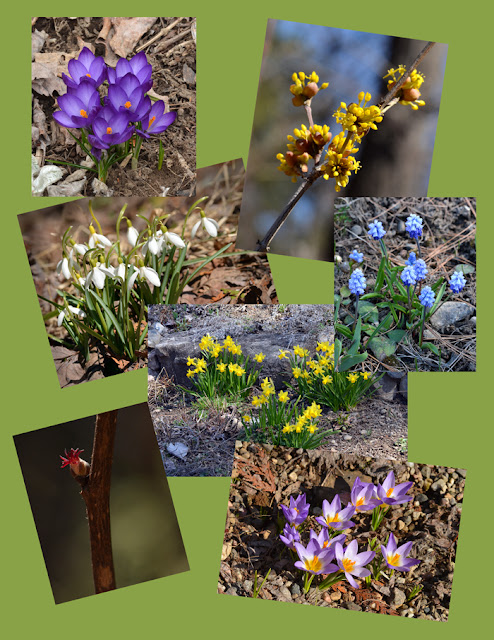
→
(203, 217, 219, 237)
(68, 306, 86, 320)
(60, 257, 71, 279)
(99, 265, 116, 278)
(127, 268, 139, 291)
(90, 265, 106, 289)
(57, 310, 66, 326)
(127, 226, 139, 247)
(140, 266, 161, 287)
(190, 220, 201, 239)
(164, 231, 186, 249)
(73, 243, 89, 256)
(89, 232, 112, 249)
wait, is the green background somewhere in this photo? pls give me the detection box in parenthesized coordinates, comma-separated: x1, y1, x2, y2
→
(2, 3, 490, 637)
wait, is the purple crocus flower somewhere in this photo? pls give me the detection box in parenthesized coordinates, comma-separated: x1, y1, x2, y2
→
(280, 494, 310, 527)
(405, 214, 424, 239)
(381, 533, 421, 572)
(294, 539, 339, 575)
(107, 73, 151, 122)
(279, 524, 301, 551)
(309, 529, 346, 554)
(53, 80, 101, 128)
(376, 471, 413, 506)
(108, 52, 153, 92)
(137, 101, 177, 139)
(368, 220, 386, 240)
(450, 271, 466, 293)
(350, 477, 381, 512)
(62, 47, 107, 89)
(315, 495, 356, 531)
(87, 106, 135, 150)
(334, 540, 375, 588)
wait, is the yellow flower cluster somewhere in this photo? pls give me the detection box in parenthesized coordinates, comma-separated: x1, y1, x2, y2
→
(289, 71, 329, 107)
(251, 377, 277, 407)
(198, 334, 244, 357)
(186, 356, 207, 377)
(383, 65, 425, 110)
(320, 132, 361, 192)
(276, 123, 332, 182)
(333, 92, 383, 139)
(282, 401, 322, 435)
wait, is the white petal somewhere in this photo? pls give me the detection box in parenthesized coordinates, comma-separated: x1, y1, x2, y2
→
(57, 310, 66, 326)
(127, 226, 139, 247)
(91, 266, 106, 289)
(148, 236, 160, 255)
(141, 266, 161, 287)
(164, 231, 186, 249)
(127, 270, 139, 291)
(74, 243, 89, 256)
(61, 257, 71, 279)
(190, 220, 201, 239)
(95, 233, 112, 248)
(203, 217, 219, 237)
(99, 265, 116, 278)
(116, 263, 126, 280)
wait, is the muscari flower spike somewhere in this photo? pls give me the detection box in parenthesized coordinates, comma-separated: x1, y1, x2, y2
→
(413, 258, 428, 282)
(406, 252, 417, 266)
(401, 265, 417, 287)
(405, 213, 424, 239)
(348, 268, 367, 295)
(368, 220, 386, 240)
(450, 271, 466, 293)
(349, 249, 364, 263)
(419, 286, 435, 309)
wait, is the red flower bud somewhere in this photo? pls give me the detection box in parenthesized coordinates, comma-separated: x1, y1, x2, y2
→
(303, 82, 319, 98)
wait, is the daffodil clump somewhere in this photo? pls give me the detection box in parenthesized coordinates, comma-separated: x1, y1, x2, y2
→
(242, 378, 334, 449)
(276, 66, 425, 190)
(184, 334, 264, 402)
(287, 342, 379, 411)
(45, 198, 227, 363)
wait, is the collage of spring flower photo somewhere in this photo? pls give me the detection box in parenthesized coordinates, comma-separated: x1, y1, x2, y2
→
(2, 9, 488, 640)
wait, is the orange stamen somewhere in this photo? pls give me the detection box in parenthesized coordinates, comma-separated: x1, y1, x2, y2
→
(305, 556, 322, 572)
(106, 127, 112, 134)
(387, 553, 401, 567)
(386, 488, 394, 497)
(86, 73, 91, 77)
(124, 101, 132, 109)
(149, 116, 156, 127)
(342, 558, 356, 572)
(80, 109, 88, 118)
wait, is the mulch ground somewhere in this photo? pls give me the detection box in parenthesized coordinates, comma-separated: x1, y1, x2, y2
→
(20, 161, 277, 388)
(334, 197, 476, 372)
(219, 445, 465, 621)
(32, 17, 195, 197)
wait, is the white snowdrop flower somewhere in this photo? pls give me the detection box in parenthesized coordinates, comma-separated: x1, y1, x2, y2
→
(86, 263, 107, 289)
(56, 257, 71, 280)
(143, 235, 161, 256)
(72, 243, 89, 256)
(164, 230, 186, 248)
(57, 306, 86, 326)
(88, 224, 112, 249)
(127, 225, 140, 247)
(191, 216, 219, 238)
(127, 265, 161, 290)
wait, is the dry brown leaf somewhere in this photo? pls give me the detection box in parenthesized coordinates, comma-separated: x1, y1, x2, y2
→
(183, 63, 196, 86)
(32, 29, 47, 59)
(109, 17, 158, 58)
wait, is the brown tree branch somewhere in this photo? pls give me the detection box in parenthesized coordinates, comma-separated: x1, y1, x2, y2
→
(80, 410, 118, 594)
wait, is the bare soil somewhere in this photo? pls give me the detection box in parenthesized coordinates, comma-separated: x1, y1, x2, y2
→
(32, 17, 195, 197)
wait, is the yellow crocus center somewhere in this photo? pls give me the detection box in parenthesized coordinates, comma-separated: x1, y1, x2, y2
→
(149, 116, 156, 127)
(80, 109, 88, 118)
(326, 514, 340, 525)
(386, 488, 394, 497)
(304, 556, 322, 572)
(124, 101, 132, 109)
(356, 497, 365, 507)
(387, 553, 401, 567)
(86, 73, 91, 77)
(342, 558, 356, 572)
(106, 127, 112, 134)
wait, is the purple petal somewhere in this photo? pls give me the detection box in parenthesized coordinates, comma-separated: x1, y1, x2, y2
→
(355, 550, 375, 566)
(345, 539, 358, 560)
(351, 566, 371, 578)
(78, 47, 95, 67)
(345, 572, 359, 589)
(396, 541, 413, 557)
(334, 542, 344, 563)
(53, 110, 77, 128)
(67, 58, 87, 82)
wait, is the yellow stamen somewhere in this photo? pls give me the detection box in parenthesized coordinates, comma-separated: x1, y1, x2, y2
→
(304, 556, 322, 572)
(124, 101, 132, 109)
(106, 127, 112, 134)
(86, 73, 91, 77)
(386, 488, 394, 497)
(149, 116, 156, 127)
(342, 558, 356, 572)
(80, 109, 88, 118)
(387, 553, 401, 567)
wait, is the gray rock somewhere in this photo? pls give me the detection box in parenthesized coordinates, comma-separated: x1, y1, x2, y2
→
(399, 375, 408, 399)
(290, 583, 301, 596)
(416, 493, 428, 503)
(430, 302, 473, 330)
(392, 587, 406, 608)
(350, 225, 363, 236)
(345, 602, 362, 611)
(373, 374, 397, 401)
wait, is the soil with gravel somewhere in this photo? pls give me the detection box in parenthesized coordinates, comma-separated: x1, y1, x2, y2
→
(219, 444, 465, 621)
(147, 305, 408, 477)
(32, 17, 195, 197)
(334, 197, 476, 372)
